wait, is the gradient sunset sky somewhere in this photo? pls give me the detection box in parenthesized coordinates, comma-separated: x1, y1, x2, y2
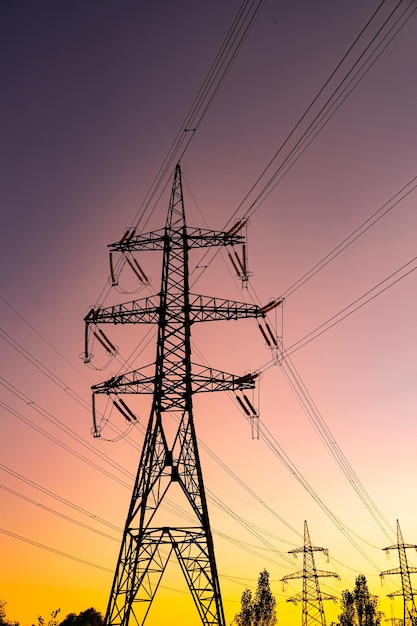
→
(1, 1, 417, 625)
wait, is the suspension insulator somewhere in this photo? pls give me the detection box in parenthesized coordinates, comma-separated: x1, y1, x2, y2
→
(84, 307, 95, 321)
(235, 394, 251, 416)
(125, 255, 144, 282)
(97, 327, 117, 352)
(235, 372, 257, 387)
(109, 253, 117, 286)
(243, 393, 257, 415)
(225, 218, 247, 237)
(113, 400, 132, 422)
(92, 394, 101, 437)
(133, 257, 149, 283)
(234, 249, 245, 273)
(126, 227, 136, 242)
(228, 252, 241, 276)
(119, 229, 131, 244)
(92, 328, 117, 355)
(118, 398, 137, 421)
(258, 322, 271, 347)
(259, 297, 284, 315)
(264, 321, 278, 347)
(242, 244, 247, 275)
(84, 324, 90, 362)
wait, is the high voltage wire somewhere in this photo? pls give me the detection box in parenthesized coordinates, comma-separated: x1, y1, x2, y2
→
(1, 179, 412, 584)
(0, 399, 132, 490)
(0, 324, 299, 539)
(232, 0, 416, 225)
(0, 324, 143, 449)
(0, 467, 282, 568)
(189, 0, 417, 288)
(3, 275, 406, 566)
(0, 294, 93, 384)
(278, 356, 394, 540)
(257, 422, 383, 573)
(2, 1, 414, 599)
(283, 255, 417, 357)
(0, 302, 308, 549)
(0, 526, 272, 603)
(0, 376, 134, 481)
(191, 0, 415, 283)
(3, 328, 388, 581)
(131, 0, 266, 232)
(0, 459, 296, 575)
(93, 0, 267, 309)
(0, 527, 114, 573)
(0, 483, 119, 543)
(0, 463, 121, 532)
(0, 227, 406, 576)
(194, 347, 395, 564)
(281, 176, 417, 299)
(0, 373, 303, 569)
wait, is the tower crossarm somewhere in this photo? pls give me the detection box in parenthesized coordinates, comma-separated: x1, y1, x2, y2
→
(314, 570, 341, 580)
(289, 546, 329, 556)
(381, 568, 417, 577)
(384, 545, 417, 552)
(386, 589, 417, 599)
(282, 569, 340, 582)
(92, 364, 258, 397)
(84, 297, 159, 325)
(109, 227, 245, 253)
(188, 294, 264, 322)
(287, 591, 337, 604)
(287, 593, 303, 605)
(282, 570, 304, 582)
(85, 294, 269, 326)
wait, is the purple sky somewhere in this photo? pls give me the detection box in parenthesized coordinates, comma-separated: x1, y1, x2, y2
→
(1, 1, 417, 624)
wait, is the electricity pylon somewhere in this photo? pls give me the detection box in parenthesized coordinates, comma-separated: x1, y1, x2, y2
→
(84, 164, 281, 626)
(381, 520, 417, 626)
(281, 520, 339, 626)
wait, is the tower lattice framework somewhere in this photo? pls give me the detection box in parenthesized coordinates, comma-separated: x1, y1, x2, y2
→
(282, 520, 339, 626)
(84, 164, 275, 626)
(381, 520, 417, 626)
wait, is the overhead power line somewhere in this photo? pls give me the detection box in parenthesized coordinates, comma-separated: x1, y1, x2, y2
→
(93, 0, 267, 309)
(285, 254, 417, 356)
(282, 175, 417, 299)
(232, 0, 416, 226)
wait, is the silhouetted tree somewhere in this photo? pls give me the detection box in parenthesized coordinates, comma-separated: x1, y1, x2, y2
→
(253, 570, 277, 626)
(34, 609, 60, 626)
(233, 569, 277, 626)
(59, 608, 103, 626)
(0, 599, 19, 626)
(339, 591, 356, 626)
(338, 575, 381, 626)
(234, 588, 254, 626)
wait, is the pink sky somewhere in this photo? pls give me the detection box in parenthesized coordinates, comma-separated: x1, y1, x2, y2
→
(1, 1, 417, 624)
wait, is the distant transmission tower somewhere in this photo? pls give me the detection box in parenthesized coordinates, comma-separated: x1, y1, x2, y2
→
(281, 520, 339, 626)
(381, 520, 417, 626)
(84, 164, 282, 626)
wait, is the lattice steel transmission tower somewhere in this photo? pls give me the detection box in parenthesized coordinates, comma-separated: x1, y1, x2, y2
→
(282, 520, 339, 626)
(84, 164, 281, 626)
(381, 520, 417, 626)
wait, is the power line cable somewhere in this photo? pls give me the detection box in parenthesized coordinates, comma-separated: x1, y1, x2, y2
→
(282, 176, 417, 298)
(285, 255, 417, 356)
(92, 0, 267, 309)
(190, 0, 416, 284)
(0, 527, 113, 573)
(0, 462, 121, 532)
(236, 0, 415, 225)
